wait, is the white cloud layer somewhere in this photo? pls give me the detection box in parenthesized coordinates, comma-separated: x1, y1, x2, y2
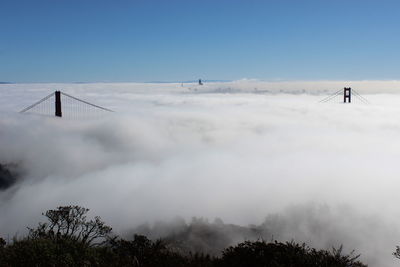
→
(1, 81, 400, 266)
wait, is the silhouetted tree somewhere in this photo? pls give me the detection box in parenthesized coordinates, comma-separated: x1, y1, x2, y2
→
(28, 205, 112, 246)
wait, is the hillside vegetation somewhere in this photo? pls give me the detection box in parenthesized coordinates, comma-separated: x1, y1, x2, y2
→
(0, 206, 368, 267)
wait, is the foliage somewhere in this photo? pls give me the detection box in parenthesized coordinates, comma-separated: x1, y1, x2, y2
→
(108, 234, 190, 267)
(1, 236, 99, 266)
(0, 205, 368, 267)
(28, 205, 112, 247)
(219, 240, 367, 267)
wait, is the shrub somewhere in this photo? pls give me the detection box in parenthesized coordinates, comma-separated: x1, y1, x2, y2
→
(219, 240, 367, 267)
(0, 206, 368, 267)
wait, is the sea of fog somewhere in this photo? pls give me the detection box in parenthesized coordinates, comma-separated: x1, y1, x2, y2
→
(1, 81, 400, 266)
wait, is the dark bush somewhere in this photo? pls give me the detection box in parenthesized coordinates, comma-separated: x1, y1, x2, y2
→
(0, 206, 368, 267)
(109, 234, 189, 267)
(219, 240, 367, 267)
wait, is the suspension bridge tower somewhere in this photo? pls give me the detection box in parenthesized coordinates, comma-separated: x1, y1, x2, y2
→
(319, 87, 368, 104)
(55, 91, 62, 117)
(344, 87, 351, 103)
(20, 90, 113, 119)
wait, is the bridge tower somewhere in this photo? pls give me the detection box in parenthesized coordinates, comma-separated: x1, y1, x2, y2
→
(20, 90, 114, 118)
(55, 91, 62, 117)
(344, 87, 351, 103)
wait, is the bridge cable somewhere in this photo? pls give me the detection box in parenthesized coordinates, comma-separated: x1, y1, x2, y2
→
(19, 92, 55, 113)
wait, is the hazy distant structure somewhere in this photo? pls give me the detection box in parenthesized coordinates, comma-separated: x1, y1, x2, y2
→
(319, 87, 369, 104)
(344, 87, 351, 103)
(198, 79, 203, 85)
(20, 90, 113, 118)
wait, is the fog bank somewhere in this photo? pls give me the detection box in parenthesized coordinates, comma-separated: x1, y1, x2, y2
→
(1, 82, 400, 266)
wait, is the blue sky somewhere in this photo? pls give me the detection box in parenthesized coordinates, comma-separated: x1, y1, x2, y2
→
(1, 0, 400, 82)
